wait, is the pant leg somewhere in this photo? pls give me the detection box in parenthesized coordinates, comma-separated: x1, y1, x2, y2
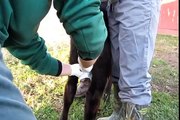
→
(106, 2, 120, 84)
(107, 0, 161, 105)
(0, 46, 36, 120)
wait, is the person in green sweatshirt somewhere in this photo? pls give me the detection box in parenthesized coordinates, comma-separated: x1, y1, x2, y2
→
(0, 0, 107, 119)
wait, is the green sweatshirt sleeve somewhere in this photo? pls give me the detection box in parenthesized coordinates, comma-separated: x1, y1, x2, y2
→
(54, 0, 107, 59)
(5, 35, 60, 76)
(2, 0, 61, 76)
(0, 0, 11, 45)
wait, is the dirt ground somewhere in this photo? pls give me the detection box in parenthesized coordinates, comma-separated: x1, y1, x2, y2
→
(155, 46, 179, 69)
(153, 43, 179, 94)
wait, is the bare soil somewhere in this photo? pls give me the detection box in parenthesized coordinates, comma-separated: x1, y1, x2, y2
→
(155, 47, 179, 69)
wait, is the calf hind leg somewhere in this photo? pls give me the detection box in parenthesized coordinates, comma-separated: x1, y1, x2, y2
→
(60, 39, 79, 120)
(84, 75, 110, 120)
(60, 77, 78, 120)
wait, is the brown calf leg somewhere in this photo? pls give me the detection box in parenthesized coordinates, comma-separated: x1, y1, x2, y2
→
(84, 35, 111, 120)
(60, 76, 78, 120)
(60, 40, 79, 120)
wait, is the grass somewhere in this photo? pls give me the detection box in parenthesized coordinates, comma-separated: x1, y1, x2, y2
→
(2, 34, 179, 120)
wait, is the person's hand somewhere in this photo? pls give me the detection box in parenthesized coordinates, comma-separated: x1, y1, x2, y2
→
(70, 64, 83, 77)
(78, 57, 93, 80)
(70, 64, 92, 80)
(79, 66, 93, 80)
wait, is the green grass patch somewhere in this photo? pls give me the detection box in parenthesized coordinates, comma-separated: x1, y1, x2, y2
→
(147, 92, 179, 120)
(150, 57, 178, 96)
(156, 34, 178, 47)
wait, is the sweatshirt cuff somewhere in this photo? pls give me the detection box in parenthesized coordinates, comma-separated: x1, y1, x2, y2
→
(55, 60, 62, 76)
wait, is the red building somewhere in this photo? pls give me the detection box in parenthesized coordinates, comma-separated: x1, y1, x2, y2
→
(158, 0, 179, 36)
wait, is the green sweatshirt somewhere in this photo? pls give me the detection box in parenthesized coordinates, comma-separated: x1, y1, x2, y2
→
(0, 0, 107, 76)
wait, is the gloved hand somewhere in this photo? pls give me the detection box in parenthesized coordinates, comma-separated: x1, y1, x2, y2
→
(78, 57, 93, 80)
(70, 63, 92, 80)
(70, 64, 83, 77)
(79, 66, 93, 80)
